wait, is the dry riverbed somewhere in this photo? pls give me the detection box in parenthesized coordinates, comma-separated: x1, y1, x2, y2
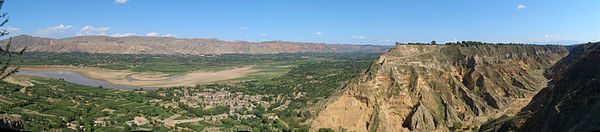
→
(20, 65, 260, 88)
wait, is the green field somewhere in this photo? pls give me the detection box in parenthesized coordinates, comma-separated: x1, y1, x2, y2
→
(14, 52, 374, 75)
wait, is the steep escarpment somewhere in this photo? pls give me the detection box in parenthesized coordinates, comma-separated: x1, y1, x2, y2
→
(0, 35, 390, 55)
(481, 42, 600, 132)
(311, 44, 568, 131)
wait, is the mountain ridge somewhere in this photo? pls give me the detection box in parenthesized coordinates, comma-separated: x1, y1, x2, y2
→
(0, 35, 392, 55)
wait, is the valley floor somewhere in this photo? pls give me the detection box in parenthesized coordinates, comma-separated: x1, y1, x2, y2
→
(0, 52, 382, 131)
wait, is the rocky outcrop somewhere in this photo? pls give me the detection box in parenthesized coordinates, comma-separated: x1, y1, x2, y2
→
(481, 42, 600, 132)
(0, 114, 24, 130)
(406, 102, 441, 131)
(0, 35, 391, 55)
(311, 44, 568, 131)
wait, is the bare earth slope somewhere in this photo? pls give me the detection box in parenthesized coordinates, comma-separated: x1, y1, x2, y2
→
(1, 35, 390, 55)
(481, 42, 600, 132)
(311, 44, 567, 131)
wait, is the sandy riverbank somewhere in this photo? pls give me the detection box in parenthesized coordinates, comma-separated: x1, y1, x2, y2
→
(20, 66, 260, 88)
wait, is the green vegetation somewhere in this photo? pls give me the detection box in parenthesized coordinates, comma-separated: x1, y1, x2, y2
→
(452, 122, 463, 131)
(487, 117, 495, 122)
(1, 52, 381, 131)
(15, 52, 376, 75)
(318, 128, 335, 132)
(175, 122, 205, 131)
(394, 40, 561, 47)
(189, 53, 378, 130)
(0, 77, 176, 131)
(444, 41, 562, 47)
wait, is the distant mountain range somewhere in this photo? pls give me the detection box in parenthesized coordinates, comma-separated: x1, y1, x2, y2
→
(0, 35, 392, 54)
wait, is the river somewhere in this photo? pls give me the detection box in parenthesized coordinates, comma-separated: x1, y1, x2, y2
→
(17, 71, 148, 90)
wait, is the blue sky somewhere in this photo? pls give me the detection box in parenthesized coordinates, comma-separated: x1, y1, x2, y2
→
(2, 0, 599, 45)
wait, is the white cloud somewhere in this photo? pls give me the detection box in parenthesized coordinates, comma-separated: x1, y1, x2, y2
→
(538, 34, 577, 42)
(352, 36, 365, 39)
(115, 0, 129, 4)
(146, 32, 159, 36)
(379, 40, 390, 42)
(240, 27, 249, 30)
(163, 34, 177, 37)
(146, 32, 177, 37)
(36, 24, 73, 35)
(260, 33, 267, 37)
(517, 4, 526, 9)
(6, 27, 21, 34)
(316, 32, 322, 35)
(77, 26, 110, 36)
(111, 33, 136, 37)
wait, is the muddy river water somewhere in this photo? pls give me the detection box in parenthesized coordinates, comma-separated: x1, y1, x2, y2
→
(17, 71, 148, 90)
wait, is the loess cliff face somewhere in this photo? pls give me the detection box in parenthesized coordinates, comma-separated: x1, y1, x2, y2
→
(311, 44, 568, 131)
(0, 35, 390, 55)
(481, 43, 600, 132)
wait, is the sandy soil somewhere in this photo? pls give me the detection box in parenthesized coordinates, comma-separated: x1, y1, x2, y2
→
(128, 73, 177, 81)
(21, 108, 56, 117)
(20, 65, 260, 88)
(2, 76, 34, 87)
(0, 97, 12, 104)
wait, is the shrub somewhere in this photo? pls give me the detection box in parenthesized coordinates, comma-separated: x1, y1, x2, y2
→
(318, 128, 335, 132)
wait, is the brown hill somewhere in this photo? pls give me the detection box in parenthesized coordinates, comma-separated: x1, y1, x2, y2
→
(310, 44, 568, 131)
(481, 42, 600, 132)
(0, 35, 391, 54)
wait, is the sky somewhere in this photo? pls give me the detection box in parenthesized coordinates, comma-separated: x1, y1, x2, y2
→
(2, 0, 599, 45)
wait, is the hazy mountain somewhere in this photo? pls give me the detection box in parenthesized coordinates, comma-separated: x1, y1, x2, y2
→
(0, 35, 392, 55)
(310, 44, 568, 131)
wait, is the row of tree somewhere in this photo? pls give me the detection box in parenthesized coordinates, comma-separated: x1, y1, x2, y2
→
(395, 40, 550, 46)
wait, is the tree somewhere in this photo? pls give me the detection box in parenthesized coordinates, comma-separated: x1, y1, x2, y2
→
(318, 128, 335, 132)
(452, 122, 463, 130)
(0, 0, 26, 80)
(431, 40, 437, 45)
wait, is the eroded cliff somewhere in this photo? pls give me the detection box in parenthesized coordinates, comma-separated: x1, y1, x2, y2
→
(311, 44, 568, 131)
(481, 42, 600, 132)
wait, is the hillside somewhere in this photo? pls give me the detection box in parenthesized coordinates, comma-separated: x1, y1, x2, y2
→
(0, 35, 391, 55)
(481, 42, 600, 132)
(310, 44, 568, 131)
